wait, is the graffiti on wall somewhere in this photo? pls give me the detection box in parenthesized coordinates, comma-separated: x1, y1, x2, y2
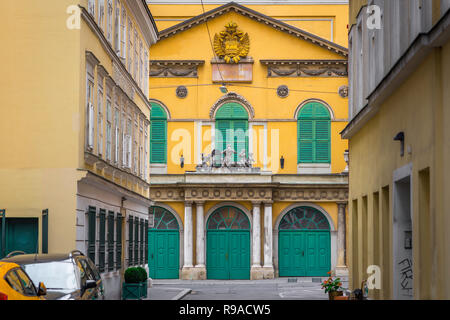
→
(398, 258, 413, 297)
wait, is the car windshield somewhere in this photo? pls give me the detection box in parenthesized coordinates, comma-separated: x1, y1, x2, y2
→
(23, 259, 79, 291)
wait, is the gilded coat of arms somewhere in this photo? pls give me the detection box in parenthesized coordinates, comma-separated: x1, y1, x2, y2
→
(214, 22, 250, 64)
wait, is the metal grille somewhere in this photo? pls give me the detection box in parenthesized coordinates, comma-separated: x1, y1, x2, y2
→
(279, 206, 330, 230)
(207, 206, 250, 230)
(149, 207, 179, 230)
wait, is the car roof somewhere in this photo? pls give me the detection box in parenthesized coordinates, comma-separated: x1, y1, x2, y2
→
(0, 261, 19, 271)
(1, 253, 84, 265)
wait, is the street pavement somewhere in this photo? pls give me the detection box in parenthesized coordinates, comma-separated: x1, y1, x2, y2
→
(146, 277, 349, 300)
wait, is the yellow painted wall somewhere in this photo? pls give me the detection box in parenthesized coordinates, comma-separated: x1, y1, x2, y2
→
(347, 47, 450, 299)
(0, 0, 82, 253)
(150, 3, 349, 47)
(148, 8, 348, 174)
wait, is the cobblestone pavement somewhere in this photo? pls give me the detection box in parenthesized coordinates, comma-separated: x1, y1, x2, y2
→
(146, 277, 349, 300)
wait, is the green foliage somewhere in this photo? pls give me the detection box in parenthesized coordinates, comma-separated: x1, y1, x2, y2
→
(124, 267, 148, 283)
(136, 267, 148, 281)
(321, 271, 343, 293)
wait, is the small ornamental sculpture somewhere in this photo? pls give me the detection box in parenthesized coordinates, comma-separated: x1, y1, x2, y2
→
(221, 144, 236, 167)
(214, 22, 250, 64)
(176, 85, 188, 98)
(238, 149, 247, 166)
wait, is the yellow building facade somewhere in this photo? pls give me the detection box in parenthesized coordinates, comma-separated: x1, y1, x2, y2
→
(147, 1, 349, 280)
(343, 1, 450, 299)
(0, 0, 157, 299)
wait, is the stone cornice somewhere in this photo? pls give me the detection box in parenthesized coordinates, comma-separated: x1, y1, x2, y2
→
(149, 60, 205, 78)
(84, 151, 150, 188)
(261, 59, 348, 77)
(149, 185, 348, 202)
(156, 2, 348, 57)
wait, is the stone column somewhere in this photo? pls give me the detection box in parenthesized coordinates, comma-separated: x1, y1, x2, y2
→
(182, 201, 193, 279)
(262, 201, 274, 278)
(336, 202, 348, 276)
(251, 201, 263, 279)
(194, 201, 206, 279)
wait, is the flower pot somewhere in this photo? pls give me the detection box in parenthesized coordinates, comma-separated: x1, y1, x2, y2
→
(328, 291, 344, 300)
(122, 282, 146, 300)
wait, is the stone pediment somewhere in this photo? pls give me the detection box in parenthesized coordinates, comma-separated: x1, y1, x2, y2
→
(157, 2, 348, 58)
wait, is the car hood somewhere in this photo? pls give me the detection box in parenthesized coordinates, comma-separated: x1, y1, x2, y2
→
(45, 290, 75, 300)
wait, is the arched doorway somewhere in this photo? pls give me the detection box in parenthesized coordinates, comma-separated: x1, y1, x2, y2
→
(206, 206, 250, 280)
(278, 206, 331, 277)
(148, 206, 180, 279)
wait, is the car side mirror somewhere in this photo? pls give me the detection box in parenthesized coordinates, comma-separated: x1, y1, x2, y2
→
(84, 280, 97, 290)
(37, 282, 47, 296)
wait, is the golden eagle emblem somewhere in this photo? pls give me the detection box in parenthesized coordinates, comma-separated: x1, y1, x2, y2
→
(214, 22, 250, 64)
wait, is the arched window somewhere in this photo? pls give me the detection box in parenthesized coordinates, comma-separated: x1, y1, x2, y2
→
(150, 103, 167, 164)
(207, 206, 250, 230)
(215, 103, 249, 162)
(279, 206, 330, 231)
(149, 206, 179, 230)
(297, 102, 331, 164)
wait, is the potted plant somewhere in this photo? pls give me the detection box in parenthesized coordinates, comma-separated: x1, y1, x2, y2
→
(122, 267, 148, 300)
(321, 271, 344, 300)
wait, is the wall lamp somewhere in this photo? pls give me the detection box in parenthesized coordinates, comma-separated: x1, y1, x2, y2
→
(219, 83, 228, 94)
(393, 131, 405, 157)
(180, 154, 185, 168)
(280, 156, 285, 169)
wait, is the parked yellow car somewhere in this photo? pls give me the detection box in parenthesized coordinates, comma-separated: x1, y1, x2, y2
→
(0, 261, 47, 300)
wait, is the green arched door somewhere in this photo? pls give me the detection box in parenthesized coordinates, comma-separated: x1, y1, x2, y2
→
(278, 206, 331, 277)
(206, 206, 250, 280)
(148, 207, 179, 279)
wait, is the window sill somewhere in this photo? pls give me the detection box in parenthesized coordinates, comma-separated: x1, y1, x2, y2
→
(150, 164, 167, 174)
(297, 163, 331, 174)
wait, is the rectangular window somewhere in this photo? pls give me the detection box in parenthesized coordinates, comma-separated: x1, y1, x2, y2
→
(116, 213, 122, 270)
(134, 30, 138, 79)
(128, 19, 133, 72)
(88, 0, 96, 17)
(121, 7, 127, 59)
(99, 209, 106, 272)
(114, 107, 120, 164)
(97, 78, 104, 156)
(114, 0, 121, 53)
(106, 96, 112, 161)
(139, 122, 144, 177)
(144, 49, 149, 96)
(144, 220, 148, 262)
(106, 0, 113, 43)
(139, 40, 143, 88)
(150, 120, 167, 164)
(98, 0, 105, 31)
(86, 70, 95, 150)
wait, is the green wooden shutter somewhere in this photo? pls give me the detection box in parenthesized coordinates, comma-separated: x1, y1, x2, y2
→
(134, 219, 139, 265)
(144, 219, 148, 263)
(140, 219, 144, 265)
(99, 209, 106, 272)
(315, 120, 331, 163)
(88, 206, 96, 264)
(150, 104, 167, 164)
(116, 213, 122, 270)
(107, 211, 114, 272)
(298, 103, 331, 164)
(128, 216, 133, 266)
(42, 209, 48, 254)
(215, 120, 231, 164)
(150, 120, 167, 163)
(233, 120, 248, 162)
(298, 119, 314, 163)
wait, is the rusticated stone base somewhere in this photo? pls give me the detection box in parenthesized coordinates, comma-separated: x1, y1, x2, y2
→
(181, 266, 206, 280)
(251, 266, 274, 279)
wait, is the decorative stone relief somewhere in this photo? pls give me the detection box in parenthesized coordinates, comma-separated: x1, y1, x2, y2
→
(339, 85, 349, 98)
(176, 86, 188, 98)
(277, 85, 289, 98)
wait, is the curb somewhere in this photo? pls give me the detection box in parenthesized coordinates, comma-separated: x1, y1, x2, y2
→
(171, 288, 192, 300)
